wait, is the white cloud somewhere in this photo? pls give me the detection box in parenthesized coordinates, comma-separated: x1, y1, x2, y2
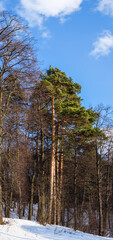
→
(90, 31, 113, 58)
(97, 0, 113, 16)
(42, 30, 51, 39)
(17, 8, 43, 29)
(60, 16, 70, 24)
(18, 0, 83, 28)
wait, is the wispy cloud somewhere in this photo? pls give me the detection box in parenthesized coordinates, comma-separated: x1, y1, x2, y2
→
(96, 0, 113, 16)
(42, 30, 51, 39)
(90, 31, 113, 58)
(17, 0, 83, 29)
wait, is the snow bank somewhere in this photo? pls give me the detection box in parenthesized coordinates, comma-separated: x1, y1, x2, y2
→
(0, 218, 112, 240)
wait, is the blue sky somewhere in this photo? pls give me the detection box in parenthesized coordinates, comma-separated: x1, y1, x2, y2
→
(1, 0, 113, 109)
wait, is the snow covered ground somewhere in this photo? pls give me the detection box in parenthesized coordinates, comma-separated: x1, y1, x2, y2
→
(0, 218, 113, 240)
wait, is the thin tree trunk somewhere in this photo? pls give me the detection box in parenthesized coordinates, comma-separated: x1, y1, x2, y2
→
(10, 185, 13, 210)
(29, 130, 36, 220)
(66, 207, 70, 227)
(23, 203, 26, 217)
(56, 124, 60, 225)
(49, 97, 56, 224)
(104, 150, 110, 235)
(4, 168, 10, 218)
(0, 89, 3, 223)
(18, 183, 22, 219)
(96, 143, 103, 236)
(37, 128, 41, 222)
(112, 157, 113, 212)
(60, 129, 64, 225)
(74, 149, 77, 230)
(4, 191, 10, 218)
(41, 128, 45, 224)
(28, 174, 35, 220)
(9, 144, 13, 211)
(16, 114, 22, 219)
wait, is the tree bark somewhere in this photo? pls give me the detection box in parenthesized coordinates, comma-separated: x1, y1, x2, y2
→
(49, 97, 56, 224)
(104, 150, 110, 235)
(96, 143, 103, 236)
(74, 149, 77, 230)
(28, 174, 35, 220)
(41, 128, 45, 224)
(18, 183, 22, 219)
(56, 124, 60, 225)
(60, 129, 64, 225)
(28, 130, 36, 220)
(37, 128, 41, 222)
(0, 89, 3, 224)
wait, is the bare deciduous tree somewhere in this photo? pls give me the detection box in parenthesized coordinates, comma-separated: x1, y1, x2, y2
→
(0, 11, 38, 223)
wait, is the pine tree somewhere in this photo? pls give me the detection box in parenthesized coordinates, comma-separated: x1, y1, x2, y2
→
(40, 66, 97, 225)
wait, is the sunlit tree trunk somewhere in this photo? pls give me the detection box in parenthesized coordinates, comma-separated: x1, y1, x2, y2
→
(74, 149, 77, 230)
(56, 124, 60, 225)
(60, 129, 64, 225)
(0, 89, 3, 223)
(49, 97, 56, 224)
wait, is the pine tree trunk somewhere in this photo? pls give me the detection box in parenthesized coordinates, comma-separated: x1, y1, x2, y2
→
(60, 130, 64, 225)
(0, 90, 3, 223)
(49, 97, 56, 224)
(56, 124, 60, 225)
(74, 149, 77, 230)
